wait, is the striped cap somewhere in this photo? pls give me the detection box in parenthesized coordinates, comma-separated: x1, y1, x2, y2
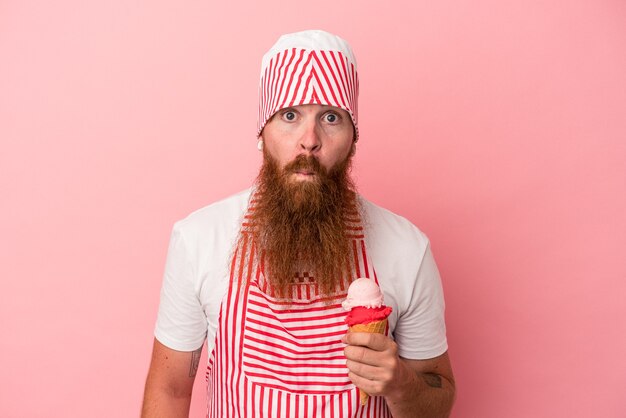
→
(257, 30, 359, 139)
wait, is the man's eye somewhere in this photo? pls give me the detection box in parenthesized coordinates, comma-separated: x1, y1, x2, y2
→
(325, 113, 338, 123)
(283, 111, 296, 121)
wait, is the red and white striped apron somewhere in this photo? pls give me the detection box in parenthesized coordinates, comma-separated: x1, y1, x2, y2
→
(205, 197, 392, 417)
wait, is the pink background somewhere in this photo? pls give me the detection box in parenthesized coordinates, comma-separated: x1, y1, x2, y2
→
(1, 1, 625, 417)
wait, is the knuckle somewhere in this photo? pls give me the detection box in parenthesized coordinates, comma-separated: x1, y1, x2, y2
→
(387, 355, 399, 369)
(381, 368, 394, 383)
(372, 381, 385, 394)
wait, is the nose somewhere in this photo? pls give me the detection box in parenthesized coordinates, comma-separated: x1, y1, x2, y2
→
(299, 119, 321, 154)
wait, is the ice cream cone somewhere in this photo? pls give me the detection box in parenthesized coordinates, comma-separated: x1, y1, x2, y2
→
(348, 318, 387, 335)
(343, 278, 393, 406)
(348, 318, 388, 405)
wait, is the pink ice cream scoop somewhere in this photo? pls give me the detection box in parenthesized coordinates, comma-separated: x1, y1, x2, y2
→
(342, 278, 385, 310)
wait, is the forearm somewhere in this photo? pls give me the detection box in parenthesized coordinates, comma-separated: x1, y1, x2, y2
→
(141, 339, 201, 418)
(384, 358, 455, 418)
(141, 385, 192, 418)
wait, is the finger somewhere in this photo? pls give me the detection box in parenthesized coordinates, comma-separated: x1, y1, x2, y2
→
(344, 344, 387, 367)
(345, 359, 382, 381)
(343, 332, 391, 351)
(347, 371, 383, 397)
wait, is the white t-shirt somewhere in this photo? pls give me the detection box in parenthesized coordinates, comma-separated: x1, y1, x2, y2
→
(155, 189, 448, 360)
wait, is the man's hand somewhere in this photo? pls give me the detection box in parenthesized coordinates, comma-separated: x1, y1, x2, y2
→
(343, 332, 455, 418)
(342, 332, 404, 397)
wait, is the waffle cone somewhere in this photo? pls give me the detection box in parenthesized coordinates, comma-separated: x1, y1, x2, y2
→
(348, 318, 387, 335)
(348, 318, 388, 405)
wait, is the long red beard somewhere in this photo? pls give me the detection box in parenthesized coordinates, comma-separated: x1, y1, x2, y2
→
(248, 150, 357, 298)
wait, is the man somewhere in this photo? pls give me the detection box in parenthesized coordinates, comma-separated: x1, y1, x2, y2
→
(142, 30, 455, 418)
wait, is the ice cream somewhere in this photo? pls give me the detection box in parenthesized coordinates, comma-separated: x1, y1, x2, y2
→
(343, 278, 392, 405)
(344, 305, 393, 327)
(342, 277, 385, 310)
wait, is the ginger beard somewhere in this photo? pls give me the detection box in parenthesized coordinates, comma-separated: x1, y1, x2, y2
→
(249, 148, 357, 298)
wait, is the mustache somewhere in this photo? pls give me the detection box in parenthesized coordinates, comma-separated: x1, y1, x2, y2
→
(284, 155, 324, 175)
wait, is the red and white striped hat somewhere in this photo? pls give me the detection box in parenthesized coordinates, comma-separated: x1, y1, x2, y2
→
(257, 30, 359, 140)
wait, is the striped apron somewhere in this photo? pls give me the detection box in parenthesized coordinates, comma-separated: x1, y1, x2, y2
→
(205, 198, 392, 417)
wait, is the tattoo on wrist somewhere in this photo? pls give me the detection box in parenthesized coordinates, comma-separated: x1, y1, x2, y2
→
(189, 347, 202, 377)
(423, 373, 443, 388)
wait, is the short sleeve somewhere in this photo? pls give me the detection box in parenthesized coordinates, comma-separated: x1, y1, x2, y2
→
(154, 222, 207, 351)
(393, 243, 448, 360)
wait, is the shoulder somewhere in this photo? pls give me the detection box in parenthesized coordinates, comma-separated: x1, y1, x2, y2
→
(359, 195, 430, 256)
(171, 188, 252, 245)
(175, 188, 251, 230)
